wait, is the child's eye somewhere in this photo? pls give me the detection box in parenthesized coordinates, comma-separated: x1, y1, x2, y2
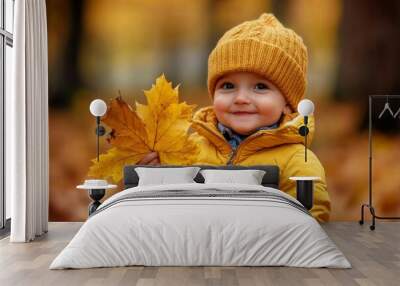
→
(255, 83, 269, 90)
(221, 82, 235, 89)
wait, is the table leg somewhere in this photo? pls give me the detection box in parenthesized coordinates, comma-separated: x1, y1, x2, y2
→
(296, 180, 314, 210)
(88, 189, 105, 216)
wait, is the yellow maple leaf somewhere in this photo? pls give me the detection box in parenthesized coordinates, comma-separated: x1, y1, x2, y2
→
(87, 74, 199, 184)
(88, 147, 146, 184)
(101, 96, 150, 153)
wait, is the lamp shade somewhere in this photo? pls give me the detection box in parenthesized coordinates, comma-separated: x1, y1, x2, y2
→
(89, 99, 107, 117)
(297, 99, 314, 116)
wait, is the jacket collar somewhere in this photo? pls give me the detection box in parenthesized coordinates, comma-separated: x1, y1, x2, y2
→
(217, 120, 280, 150)
(191, 106, 315, 155)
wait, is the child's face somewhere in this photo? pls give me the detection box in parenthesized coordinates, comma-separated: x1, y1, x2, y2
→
(213, 71, 291, 135)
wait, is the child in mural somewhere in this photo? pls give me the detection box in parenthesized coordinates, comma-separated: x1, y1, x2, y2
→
(138, 13, 330, 222)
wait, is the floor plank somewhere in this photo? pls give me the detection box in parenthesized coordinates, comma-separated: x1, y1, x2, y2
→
(0, 222, 399, 286)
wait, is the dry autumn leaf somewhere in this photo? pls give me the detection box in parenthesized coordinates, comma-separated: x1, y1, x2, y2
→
(87, 74, 199, 183)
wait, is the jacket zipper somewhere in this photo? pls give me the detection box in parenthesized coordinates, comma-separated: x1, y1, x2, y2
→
(226, 132, 263, 165)
(225, 127, 283, 164)
(226, 149, 237, 165)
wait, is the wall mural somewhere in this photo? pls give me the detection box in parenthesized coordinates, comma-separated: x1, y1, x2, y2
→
(46, 0, 400, 222)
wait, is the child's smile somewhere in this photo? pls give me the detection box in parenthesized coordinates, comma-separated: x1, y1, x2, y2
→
(213, 71, 291, 136)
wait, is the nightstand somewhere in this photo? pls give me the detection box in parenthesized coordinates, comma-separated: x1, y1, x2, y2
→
(77, 180, 117, 216)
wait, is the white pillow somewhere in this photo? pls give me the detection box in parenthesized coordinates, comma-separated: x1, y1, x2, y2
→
(200, 169, 266, 185)
(135, 167, 201, 186)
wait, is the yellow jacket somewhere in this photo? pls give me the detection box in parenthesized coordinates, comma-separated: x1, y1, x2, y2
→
(189, 106, 330, 222)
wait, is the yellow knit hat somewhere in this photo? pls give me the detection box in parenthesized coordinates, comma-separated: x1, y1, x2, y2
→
(207, 13, 308, 112)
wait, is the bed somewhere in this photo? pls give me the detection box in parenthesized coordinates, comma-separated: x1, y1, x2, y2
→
(49, 165, 351, 269)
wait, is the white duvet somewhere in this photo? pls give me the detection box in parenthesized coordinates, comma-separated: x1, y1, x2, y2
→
(50, 183, 351, 269)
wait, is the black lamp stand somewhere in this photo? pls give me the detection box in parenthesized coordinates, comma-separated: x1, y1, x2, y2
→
(298, 115, 309, 162)
(293, 115, 314, 210)
(89, 116, 106, 215)
(95, 116, 106, 162)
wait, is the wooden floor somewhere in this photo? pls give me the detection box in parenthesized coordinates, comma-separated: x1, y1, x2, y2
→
(0, 222, 399, 286)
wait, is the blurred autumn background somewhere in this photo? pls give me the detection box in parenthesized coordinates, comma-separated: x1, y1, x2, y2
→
(47, 0, 400, 221)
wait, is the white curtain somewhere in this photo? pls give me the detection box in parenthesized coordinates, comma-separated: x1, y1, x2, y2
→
(7, 0, 49, 242)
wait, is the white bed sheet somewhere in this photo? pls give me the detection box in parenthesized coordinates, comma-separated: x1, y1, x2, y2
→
(50, 183, 351, 269)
